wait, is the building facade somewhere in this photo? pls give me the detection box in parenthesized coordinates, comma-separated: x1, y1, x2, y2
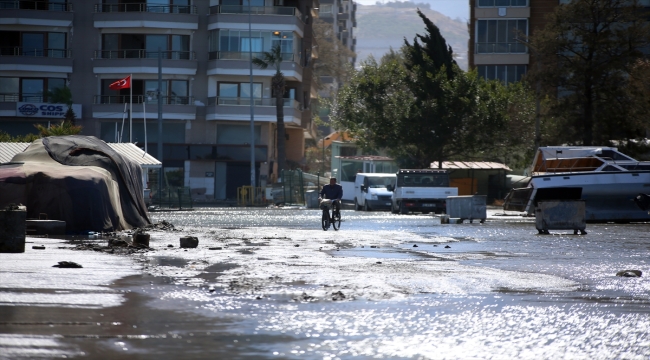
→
(468, 0, 559, 83)
(0, 0, 319, 200)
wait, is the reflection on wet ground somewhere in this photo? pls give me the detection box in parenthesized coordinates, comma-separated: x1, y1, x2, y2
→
(1, 208, 649, 359)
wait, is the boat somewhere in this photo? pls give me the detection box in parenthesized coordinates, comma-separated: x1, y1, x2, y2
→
(503, 146, 650, 223)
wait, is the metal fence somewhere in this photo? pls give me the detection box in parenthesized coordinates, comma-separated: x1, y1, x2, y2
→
(151, 186, 193, 209)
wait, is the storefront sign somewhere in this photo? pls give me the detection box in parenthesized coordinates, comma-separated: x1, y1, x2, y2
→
(16, 102, 82, 119)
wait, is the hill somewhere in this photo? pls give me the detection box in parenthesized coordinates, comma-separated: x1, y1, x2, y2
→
(355, 4, 469, 70)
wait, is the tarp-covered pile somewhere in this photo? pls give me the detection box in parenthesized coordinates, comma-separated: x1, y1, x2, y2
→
(0, 135, 151, 232)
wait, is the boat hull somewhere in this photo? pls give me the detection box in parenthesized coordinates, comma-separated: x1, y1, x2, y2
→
(527, 171, 650, 222)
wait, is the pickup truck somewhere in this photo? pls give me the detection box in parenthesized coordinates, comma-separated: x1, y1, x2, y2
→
(387, 169, 458, 214)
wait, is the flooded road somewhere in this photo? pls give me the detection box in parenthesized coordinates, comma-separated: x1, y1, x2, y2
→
(1, 207, 649, 359)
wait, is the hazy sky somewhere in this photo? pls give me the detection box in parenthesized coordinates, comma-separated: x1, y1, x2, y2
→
(355, 0, 469, 21)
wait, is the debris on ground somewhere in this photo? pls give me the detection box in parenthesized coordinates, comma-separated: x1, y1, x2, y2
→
(52, 261, 82, 268)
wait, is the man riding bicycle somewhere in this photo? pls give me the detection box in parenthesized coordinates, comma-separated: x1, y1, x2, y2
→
(319, 177, 343, 213)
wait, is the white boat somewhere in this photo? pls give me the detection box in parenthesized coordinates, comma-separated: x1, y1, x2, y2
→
(503, 146, 650, 222)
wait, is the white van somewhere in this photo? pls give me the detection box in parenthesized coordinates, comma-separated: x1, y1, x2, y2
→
(354, 173, 396, 211)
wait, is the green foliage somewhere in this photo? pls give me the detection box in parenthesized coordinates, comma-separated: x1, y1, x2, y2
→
(34, 120, 82, 137)
(332, 10, 537, 169)
(527, 0, 650, 146)
(0, 130, 39, 143)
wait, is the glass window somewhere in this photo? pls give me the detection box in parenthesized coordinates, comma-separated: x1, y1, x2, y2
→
(22, 33, 44, 56)
(476, 19, 527, 54)
(21, 78, 44, 101)
(478, 0, 527, 6)
(216, 124, 261, 145)
(477, 65, 527, 84)
(146, 34, 167, 58)
(48, 32, 66, 58)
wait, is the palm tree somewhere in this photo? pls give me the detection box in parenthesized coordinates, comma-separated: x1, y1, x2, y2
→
(252, 44, 287, 176)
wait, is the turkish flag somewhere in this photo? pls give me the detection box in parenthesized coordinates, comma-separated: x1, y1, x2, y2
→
(109, 75, 131, 90)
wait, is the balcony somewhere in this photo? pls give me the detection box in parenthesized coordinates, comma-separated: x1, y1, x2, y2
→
(93, 3, 198, 30)
(95, 3, 196, 13)
(206, 97, 302, 126)
(0, 0, 72, 11)
(0, 47, 72, 73)
(208, 6, 305, 37)
(92, 95, 196, 121)
(96, 49, 195, 60)
(92, 49, 197, 76)
(207, 52, 303, 81)
(475, 42, 527, 54)
(0, 0, 73, 27)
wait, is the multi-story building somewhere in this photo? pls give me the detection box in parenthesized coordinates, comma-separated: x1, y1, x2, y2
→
(468, 0, 559, 83)
(314, 0, 355, 136)
(0, 0, 319, 200)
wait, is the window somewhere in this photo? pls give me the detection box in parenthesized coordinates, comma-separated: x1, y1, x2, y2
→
(476, 19, 527, 53)
(217, 124, 262, 145)
(101, 79, 189, 105)
(320, 4, 333, 16)
(0, 31, 67, 57)
(101, 34, 190, 59)
(0, 77, 65, 102)
(478, 65, 527, 84)
(218, 82, 262, 98)
(210, 30, 296, 59)
(478, 0, 527, 6)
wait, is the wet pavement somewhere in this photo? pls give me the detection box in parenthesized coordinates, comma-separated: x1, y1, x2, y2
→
(1, 207, 649, 359)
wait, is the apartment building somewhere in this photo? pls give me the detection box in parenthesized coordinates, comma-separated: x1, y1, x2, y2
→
(0, 0, 319, 200)
(468, 0, 559, 83)
(315, 0, 355, 136)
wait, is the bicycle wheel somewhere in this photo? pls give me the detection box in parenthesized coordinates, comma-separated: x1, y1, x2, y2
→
(321, 210, 330, 231)
(332, 210, 341, 231)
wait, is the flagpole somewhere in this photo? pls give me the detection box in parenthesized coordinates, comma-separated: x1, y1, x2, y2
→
(143, 101, 147, 155)
(129, 74, 133, 143)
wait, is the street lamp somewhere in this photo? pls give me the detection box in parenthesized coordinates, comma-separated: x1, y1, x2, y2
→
(319, 136, 330, 189)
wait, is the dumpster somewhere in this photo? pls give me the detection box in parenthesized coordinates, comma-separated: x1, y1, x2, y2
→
(305, 190, 319, 208)
(446, 195, 487, 223)
(0, 205, 26, 253)
(535, 200, 586, 235)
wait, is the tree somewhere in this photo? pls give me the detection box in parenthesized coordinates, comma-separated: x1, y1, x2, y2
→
(48, 85, 77, 125)
(527, 0, 650, 146)
(252, 44, 287, 175)
(332, 10, 536, 169)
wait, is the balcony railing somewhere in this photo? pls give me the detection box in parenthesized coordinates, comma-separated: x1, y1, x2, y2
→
(475, 42, 527, 54)
(0, 47, 71, 58)
(0, 0, 72, 11)
(95, 49, 196, 60)
(0, 93, 44, 102)
(94, 3, 196, 14)
(209, 97, 301, 109)
(94, 95, 193, 105)
(208, 51, 296, 61)
(209, 5, 302, 19)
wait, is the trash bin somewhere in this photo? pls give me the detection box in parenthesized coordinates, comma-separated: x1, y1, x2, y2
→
(535, 200, 586, 234)
(305, 190, 319, 208)
(446, 195, 487, 223)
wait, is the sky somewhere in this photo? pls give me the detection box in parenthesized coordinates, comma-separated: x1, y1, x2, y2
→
(354, 0, 469, 21)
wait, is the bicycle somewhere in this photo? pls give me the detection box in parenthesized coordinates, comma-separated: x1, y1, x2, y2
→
(320, 199, 341, 231)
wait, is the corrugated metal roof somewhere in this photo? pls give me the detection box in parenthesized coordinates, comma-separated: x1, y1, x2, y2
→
(434, 161, 512, 171)
(0, 142, 29, 163)
(107, 143, 161, 168)
(336, 155, 394, 161)
(0, 141, 161, 168)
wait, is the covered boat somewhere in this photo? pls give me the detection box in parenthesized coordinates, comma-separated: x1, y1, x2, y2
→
(0, 135, 151, 232)
(503, 146, 650, 222)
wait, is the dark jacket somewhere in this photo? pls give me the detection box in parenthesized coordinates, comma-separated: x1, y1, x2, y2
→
(320, 183, 343, 200)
